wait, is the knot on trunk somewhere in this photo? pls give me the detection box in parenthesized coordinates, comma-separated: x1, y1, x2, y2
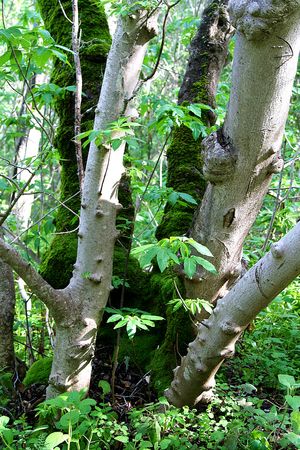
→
(267, 154, 284, 174)
(228, 0, 300, 40)
(202, 131, 236, 183)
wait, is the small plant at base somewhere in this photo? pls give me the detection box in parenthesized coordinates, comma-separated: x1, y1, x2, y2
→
(105, 307, 164, 339)
(277, 374, 300, 448)
(168, 297, 213, 316)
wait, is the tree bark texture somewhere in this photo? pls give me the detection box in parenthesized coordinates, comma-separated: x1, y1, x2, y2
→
(47, 11, 157, 398)
(156, 0, 233, 241)
(38, 0, 111, 288)
(186, 0, 300, 303)
(166, 221, 300, 406)
(0, 255, 16, 372)
(166, 0, 300, 406)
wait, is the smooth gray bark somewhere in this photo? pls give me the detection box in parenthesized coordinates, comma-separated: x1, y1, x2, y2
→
(165, 222, 300, 406)
(186, 0, 300, 303)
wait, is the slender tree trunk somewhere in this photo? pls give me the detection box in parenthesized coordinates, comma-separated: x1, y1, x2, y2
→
(165, 222, 300, 406)
(0, 253, 16, 372)
(165, 0, 300, 406)
(38, 0, 111, 289)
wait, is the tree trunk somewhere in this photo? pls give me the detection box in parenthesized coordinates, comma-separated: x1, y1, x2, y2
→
(186, 0, 300, 304)
(38, 0, 111, 288)
(166, 0, 300, 406)
(0, 253, 16, 372)
(165, 222, 300, 406)
(156, 0, 233, 240)
(150, 0, 233, 391)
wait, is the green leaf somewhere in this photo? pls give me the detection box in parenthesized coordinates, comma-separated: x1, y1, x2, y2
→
(59, 410, 80, 428)
(188, 121, 203, 140)
(131, 244, 156, 255)
(126, 320, 137, 338)
(187, 104, 203, 117)
(278, 374, 296, 389)
(0, 416, 9, 428)
(98, 380, 111, 396)
(200, 300, 213, 314)
(79, 398, 96, 414)
(178, 192, 197, 205)
(188, 239, 213, 257)
(139, 246, 158, 268)
(184, 257, 197, 279)
(286, 395, 300, 410)
(140, 314, 164, 321)
(194, 256, 217, 273)
(111, 138, 123, 150)
(1, 429, 13, 445)
(107, 314, 123, 323)
(167, 191, 179, 205)
(113, 319, 128, 329)
(286, 432, 300, 447)
(291, 411, 300, 434)
(115, 435, 129, 443)
(156, 247, 171, 272)
(0, 51, 11, 66)
(44, 432, 68, 449)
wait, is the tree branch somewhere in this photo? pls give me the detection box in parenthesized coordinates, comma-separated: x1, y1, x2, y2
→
(0, 237, 59, 309)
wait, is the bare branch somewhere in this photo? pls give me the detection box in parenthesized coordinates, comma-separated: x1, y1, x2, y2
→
(0, 237, 59, 309)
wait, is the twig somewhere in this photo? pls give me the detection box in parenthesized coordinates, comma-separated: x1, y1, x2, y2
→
(58, 0, 73, 24)
(9, 190, 80, 243)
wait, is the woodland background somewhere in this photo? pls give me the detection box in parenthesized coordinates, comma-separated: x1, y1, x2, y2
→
(0, 0, 299, 448)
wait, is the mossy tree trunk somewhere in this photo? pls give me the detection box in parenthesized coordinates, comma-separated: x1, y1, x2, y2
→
(38, 0, 111, 289)
(156, 0, 232, 240)
(150, 0, 233, 391)
(0, 8, 157, 398)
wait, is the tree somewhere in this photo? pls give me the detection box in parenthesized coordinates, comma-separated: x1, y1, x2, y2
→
(0, 3, 157, 398)
(0, 0, 299, 406)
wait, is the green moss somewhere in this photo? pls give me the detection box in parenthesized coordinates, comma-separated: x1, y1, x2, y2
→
(156, 125, 205, 240)
(38, 0, 111, 287)
(40, 234, 78, 289)
(192, 78, 210, 104)
(111, 247, 149, 308)
(23, 358, 53, 387)
(145, 273, 193, 394)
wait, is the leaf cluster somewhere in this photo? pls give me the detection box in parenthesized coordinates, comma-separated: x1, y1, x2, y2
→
(105, 307, 164, 339)
(131, 236, 217, 279)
